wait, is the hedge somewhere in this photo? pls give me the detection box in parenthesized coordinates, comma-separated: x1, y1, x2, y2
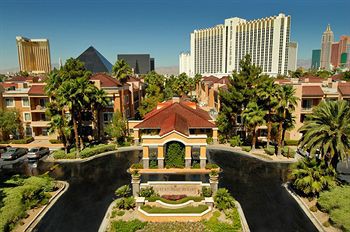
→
(146, 196, 204, 204)
(284, 140, 299, 146)
(264, 146, 275, 156)
(241, 146, 252, 152)
(281, 146, 296, 158)
(10, 137, 34, 144)
(141, 205, 208, 214)
(52, 144, 116, 159)
(49, 139, 62, 144)
(165, 142, 185, 168)
(0, 176, 54, 231)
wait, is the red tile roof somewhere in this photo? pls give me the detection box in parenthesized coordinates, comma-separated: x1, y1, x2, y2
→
(8, 76, 38, 82)
(338, 83, 350, 96)
(202, 76, 220, 83)
(90, 73, 123, 87)
(135, 101, 215, 136)
(302, 86, 324, 97)
(299, 75, 324, 83)
(331, 73, 344, 81)
(0, 83, 18, 89)
(28, 85, 46, 95)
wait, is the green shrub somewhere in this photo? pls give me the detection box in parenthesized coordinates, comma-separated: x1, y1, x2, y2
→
(264, 146, 275, 156)
(318, 185, 350, 231)
(139, 187, 156, 198)
(130, 163, 143, 169)
(229, 135, 242, 147)
(206, 137, 214, 145)
(141, 205, 208, 214)
(309, 205, 318, 212)
(241, 146, 251, 152)
(201, 186, 212, 197)
(149, 159, 158, 169)
(116, 210, 125, 216)
(52, 150, 76, 159)
(165, 142, 185, 168)
(79, 144, 116, 158)
(205, 163, 219, 169)
(204, 210, 237, 232)
(0, 175, 54, 231)
(10, 137, 34, 144)
(225, 207, 243, 231)
(284, 139, 299, 146)
(281, 146, 296, 158)
(191, 163, 200, 169)
(323, 221, 331, 227)
(218, 135, 227, 144)
(110, 219, 147, 232)
(49, 139, 62, 144)
(115, 185, 131, 198)
(115, 197, 135, 210)
(214, 188, 235, 210)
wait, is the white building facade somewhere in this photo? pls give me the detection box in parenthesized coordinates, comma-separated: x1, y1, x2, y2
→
(320, 24, 334, 71)
(288, 42, 298, 72)
(179, 52, 192, 76)
(187, 13, 292, 77)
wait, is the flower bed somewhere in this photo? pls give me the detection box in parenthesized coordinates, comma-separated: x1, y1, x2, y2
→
(146, 196, 204, 204)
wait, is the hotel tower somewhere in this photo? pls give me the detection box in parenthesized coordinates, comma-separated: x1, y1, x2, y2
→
(16, 36, 52, 74)
(183, 13, 293, 77)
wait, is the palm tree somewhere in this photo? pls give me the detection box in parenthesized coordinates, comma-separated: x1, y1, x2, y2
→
(299, 100, 350, 168)
(289, 158, 337, 197)
(112, 59, 132, 83)
(276, 85, 298, 155)
(90, 88, 108, 140)
(242, 102, 266, 150)
(256, 76, 280, 146)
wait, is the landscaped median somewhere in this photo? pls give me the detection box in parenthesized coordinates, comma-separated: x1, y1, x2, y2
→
(52, 144, 117, 160)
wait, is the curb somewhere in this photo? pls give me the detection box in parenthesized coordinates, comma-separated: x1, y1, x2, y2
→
(24, 180, 69, 232)
(208, 145, 297, 163)
(283, 183, 326, 232)
(98, 200, 116, 232)
(235, 201, 251, 232)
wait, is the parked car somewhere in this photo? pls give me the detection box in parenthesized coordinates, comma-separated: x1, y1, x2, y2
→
(27, 147, 50, 160)
(0, 145, 10, 158)
(1, 147, 27, 160)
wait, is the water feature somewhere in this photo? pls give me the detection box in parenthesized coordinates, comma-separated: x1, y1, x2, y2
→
(2, 149, 317, 232)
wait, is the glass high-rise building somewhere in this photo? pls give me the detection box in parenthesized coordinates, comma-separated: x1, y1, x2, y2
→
(311, 49, 321, 69)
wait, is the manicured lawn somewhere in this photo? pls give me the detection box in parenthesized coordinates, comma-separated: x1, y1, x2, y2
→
(146, 196, 204, 204)
(318, 185, 350, 231)
(140, 205, 208, 214)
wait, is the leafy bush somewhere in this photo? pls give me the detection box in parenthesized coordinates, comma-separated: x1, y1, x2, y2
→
(130, 163, 143, 169)
(110, 219, 147, 232)
(52, 150, 76, 159)
(229, 135, 242, 147)
(281, 146, 296, 158)
(284, 139, 299, 146)
(0, 175, 54, 231)
(165, 142, 185, 168)
(115, 197, 135, 210)
(115, 185, 131, 198)
(206, 137, 214, 145)
(309, 205, 318, 212)
(218, 135, 227, 144)
(201, 186, 212, 197)
(141, 205, 208, 214)
(11, 137, 34, 144)
(241, 146, 251, 152)
(289, 158, 337, 197)
(318, 185, 350, 231)
(139, 187, 156, 198)
(214, 188, 235, 210)
(149, 159, 158, 169)
(191, 163, 200, 169)
(204, 210, 239, 232)
(205, 163, 219, 169)
(79, 144, 116, 158)
(264, 146, 275, 156)
(49, 139, 62, 144)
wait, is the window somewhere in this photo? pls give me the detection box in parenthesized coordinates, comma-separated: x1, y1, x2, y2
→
(103, 112, 113, 122)
(22, 98, 30, 107)
(23, 112, 31, 121)
(5, 98, 14, 107)
(25, 125, 32, 136)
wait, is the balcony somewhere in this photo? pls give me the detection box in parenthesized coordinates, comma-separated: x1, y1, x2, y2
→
(301, 107, 313, 113)
(31, 120, 50, 127)
(31, 105, 47, 112)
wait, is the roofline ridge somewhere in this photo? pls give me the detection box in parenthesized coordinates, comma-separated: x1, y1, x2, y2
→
(139, 102, 175, 124)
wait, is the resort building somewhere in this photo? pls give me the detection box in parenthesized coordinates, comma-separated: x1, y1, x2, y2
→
(179, 52, 193, 76)
(129, 98, 218, 169)
(288, 42, 298, 72)
(0, 73, 144, 140)
(16, 36, 51, 74)
(187, 13, 292, 77)
(117, 54, 155, 74)
(77, 46, 113, 73)
(311, 49, 321, 70)
(320, 24, 334, 70)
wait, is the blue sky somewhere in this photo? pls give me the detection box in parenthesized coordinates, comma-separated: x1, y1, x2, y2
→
(0, 0, 349, 70)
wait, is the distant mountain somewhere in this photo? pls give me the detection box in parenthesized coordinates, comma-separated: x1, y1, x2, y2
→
(297, 59, 311, 69)
(155, 66, 179, 76)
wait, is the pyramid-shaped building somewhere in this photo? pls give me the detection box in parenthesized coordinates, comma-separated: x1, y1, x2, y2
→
(77, 46, 112, 73)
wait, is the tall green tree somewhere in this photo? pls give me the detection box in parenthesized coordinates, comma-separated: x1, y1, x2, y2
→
(0, 109, 21, 141)
(242, 102, 266, 149)
(172, 73, 191, 96)
(112, 59, 132, 83)
(105, 110, 128, 144)
(299, 100, 350, 168)
(276, 85, 298, 155)
(90, 88, 108, 140)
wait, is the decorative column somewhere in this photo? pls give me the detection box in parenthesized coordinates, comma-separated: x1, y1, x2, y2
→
(209, 173, 219, 194)
(133, 129, 140, 145)
(131, 173, 141, 197)
(157, 145, 164, 169)
(212, 128, 218, 144)
(200, 145, 207, 169)
(142, 146, 149, 169)
(185, 146, 192, 168)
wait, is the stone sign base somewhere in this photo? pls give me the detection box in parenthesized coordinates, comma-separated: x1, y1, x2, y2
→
(140, 181, 210, 196)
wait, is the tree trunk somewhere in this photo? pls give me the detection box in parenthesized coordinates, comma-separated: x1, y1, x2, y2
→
(330, 153, 339, 169)
(282, 128, 286, 148)
(72, 113, 80, 158)
(96, 109, 101, 141)
(277, 121, 283, 156)
(252, 128, 256, 150)
(78, 111, 84, 151)
(267, 112, 272, 147)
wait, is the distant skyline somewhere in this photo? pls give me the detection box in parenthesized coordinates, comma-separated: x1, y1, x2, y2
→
(0, 0, 349, 71)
